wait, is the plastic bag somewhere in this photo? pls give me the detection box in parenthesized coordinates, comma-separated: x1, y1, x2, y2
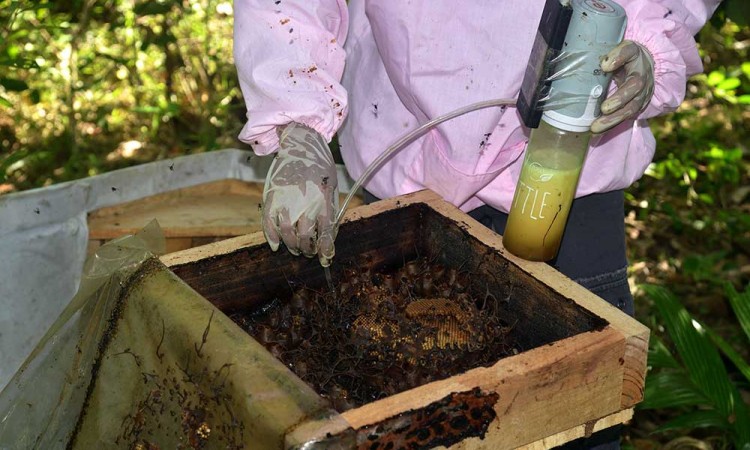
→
(0, 221, 165, 448)
(0, 221, 351, 449)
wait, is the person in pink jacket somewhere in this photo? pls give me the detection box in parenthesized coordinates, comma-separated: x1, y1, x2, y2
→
(234, 0, 718, 446)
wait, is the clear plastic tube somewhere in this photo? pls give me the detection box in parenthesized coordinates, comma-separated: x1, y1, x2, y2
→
(334, 98, 517, 228)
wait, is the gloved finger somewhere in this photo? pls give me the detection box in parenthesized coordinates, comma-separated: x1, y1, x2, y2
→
(317, 192, 338, 266)
(600, 41, 640, 73)
(278, 211, 301, 256)
(317, 223, 336, 267)
(296, 214, 318, 258)
(600, 75, 646, 115)
(591, 96, 642, 134)
(262, 206, 281, 252)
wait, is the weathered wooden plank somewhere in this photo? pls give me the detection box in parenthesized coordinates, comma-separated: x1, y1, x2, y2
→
(88, 179, 362, 240)
(341, 327, 626, 448)
(88, 180, 265, 239)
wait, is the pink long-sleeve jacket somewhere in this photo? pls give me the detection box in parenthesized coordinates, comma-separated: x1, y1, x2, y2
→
(234, 0, 719, 213)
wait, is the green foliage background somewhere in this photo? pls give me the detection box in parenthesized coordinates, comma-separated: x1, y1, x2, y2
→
(623, 8, 750, 446)
(1, 0, 749, 447)
(0, 0, 246, 190)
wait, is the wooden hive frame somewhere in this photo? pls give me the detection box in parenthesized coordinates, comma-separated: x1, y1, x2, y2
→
(161, 190, 649, 449)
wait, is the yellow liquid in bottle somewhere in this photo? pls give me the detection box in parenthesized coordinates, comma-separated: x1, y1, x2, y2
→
(503, 150, 582, 261)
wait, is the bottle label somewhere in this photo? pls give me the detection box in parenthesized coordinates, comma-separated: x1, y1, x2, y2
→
(514, 163, 555, 220)
(503, 161, 581, 260)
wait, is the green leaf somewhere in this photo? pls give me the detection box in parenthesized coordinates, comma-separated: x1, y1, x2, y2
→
(707, 70, 726, 87)
(6, 45, 20, 59)
(717, 77, 742, 91)
(7, 28, 30, 41)
(648, 336, 680, 369)
(133, 105, 161, 114)
(737, 95, 750, 105)
(0, 151, 29, 175)
(698, 193, 715, 205)
(732, 402, 750, 448)
(705, 325, 750, 385)
(0, 77, 29, 92)
(654, 409, 729, 434)
(725, 283, 750, 344)
(641, 370, 707, 409)
(706, 146, 727, 159)
(642, 285, 736, 418)
(742, 62, 750, 78)
(0, 96, 11, 108)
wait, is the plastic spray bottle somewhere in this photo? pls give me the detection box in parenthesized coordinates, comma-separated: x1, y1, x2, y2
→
(503, 0, 627, 261)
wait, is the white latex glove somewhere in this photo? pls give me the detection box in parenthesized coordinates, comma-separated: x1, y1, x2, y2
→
(262, 122, 339, 266)
(591, 40, 655, 134)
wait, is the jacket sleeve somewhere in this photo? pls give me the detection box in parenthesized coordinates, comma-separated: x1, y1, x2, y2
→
(233, 0, 349, 155)
(620, 0, 721, 119)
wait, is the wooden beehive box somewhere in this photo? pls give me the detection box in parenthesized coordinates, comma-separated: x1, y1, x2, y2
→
(161, 190, 648, 449)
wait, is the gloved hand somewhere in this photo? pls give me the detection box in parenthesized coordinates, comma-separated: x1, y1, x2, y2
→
(591, 40, 655, 134)
(262, 122, 339, 266)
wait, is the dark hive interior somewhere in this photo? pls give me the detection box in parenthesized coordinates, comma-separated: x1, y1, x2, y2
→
(171, 202, 607, 412)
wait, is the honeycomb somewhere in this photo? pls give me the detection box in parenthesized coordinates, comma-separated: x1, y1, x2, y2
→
(230, 257, 515, 411)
